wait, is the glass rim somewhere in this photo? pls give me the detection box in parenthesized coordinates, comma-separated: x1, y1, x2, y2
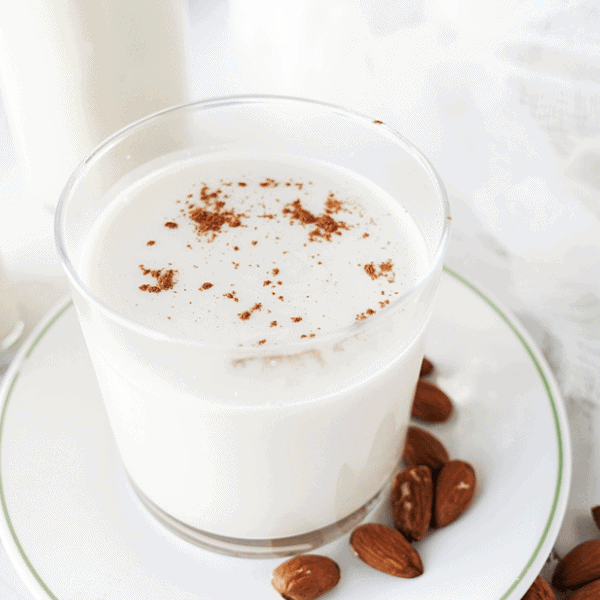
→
(54, 94, 451, 353)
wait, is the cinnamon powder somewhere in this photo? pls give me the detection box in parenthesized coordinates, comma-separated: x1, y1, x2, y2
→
(139, 264, 177, 293)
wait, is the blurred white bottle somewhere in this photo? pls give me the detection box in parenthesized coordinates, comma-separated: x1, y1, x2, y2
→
(0, 0, 191, 212)
(0, 252, 24, 361)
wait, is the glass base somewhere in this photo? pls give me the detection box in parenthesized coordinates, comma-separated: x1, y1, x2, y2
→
(128, 476, 386, 558)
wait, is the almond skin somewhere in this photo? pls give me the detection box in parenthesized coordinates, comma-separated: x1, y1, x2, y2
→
(272, 554, 340, 600)
(403, 426, 449, 471)
(350, 523, 423, 578)
(568, 578, 600, 600)
(592, 505, 600, 531)
(411, 381, 453, 423)
(552, 539, 600, 591)
(419, 357, 434, 377)
(391, 465, 433, 542)
(434, 460, 476, 527)
(521, 575, 555, 600)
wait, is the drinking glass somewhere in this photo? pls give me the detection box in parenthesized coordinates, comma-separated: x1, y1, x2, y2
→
(55, 96, 450, 557)
(0, 252, 24, 364)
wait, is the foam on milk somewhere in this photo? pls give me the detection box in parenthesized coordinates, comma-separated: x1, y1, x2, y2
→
(81, 153, 429, 346)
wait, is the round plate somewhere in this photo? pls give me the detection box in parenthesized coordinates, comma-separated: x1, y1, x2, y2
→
(0, 268, 571, 600)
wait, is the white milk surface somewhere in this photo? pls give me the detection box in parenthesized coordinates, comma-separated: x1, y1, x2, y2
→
(82, 154, 427, 346)
(75, 153, 433, 539)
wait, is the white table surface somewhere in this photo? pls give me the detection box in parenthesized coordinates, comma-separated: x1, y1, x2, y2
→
(1, 1, 599, 598)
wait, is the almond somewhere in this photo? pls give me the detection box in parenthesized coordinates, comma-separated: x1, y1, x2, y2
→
(592, 505, 600, 531)
(521, 575, 556, 600)
(434, 459, 476, 527)
(568, 578, 600, 600)
(272, 554, 340, 600)
(391, 465, 433, 541)
(420, 357, 434, 377)
(403, 426, 449, 471)
(411, 381, 453, 423)
(350, 523, 423, 578)
(552, 539, 600, 591)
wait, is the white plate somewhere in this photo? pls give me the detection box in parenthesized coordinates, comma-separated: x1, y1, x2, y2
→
(0, 268, 571, 600)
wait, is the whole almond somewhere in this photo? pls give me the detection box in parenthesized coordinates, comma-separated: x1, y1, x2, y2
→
(272, 554, 340, 600)
(391, 465, 433, 541)
(350, 523, 423, 578)
(403, 426, 449, 471)
(411, 381, 453, 423)
(420, 357, 434, 377)
(434, 459, 476, 527)
(552, 539, 600, 591)
(592, 505, 600, 531)
(521, 575, 555, 600)
(568, 578, 600, 600)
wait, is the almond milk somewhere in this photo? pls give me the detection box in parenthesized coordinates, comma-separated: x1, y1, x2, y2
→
(75, 152, 433, 540)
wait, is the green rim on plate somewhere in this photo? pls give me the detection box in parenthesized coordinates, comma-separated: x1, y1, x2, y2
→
(0, 268, 567, 600)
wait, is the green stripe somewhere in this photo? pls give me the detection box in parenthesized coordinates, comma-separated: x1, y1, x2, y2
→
(25, 302, 72, 360)
(0, 273, 566, 599)
(0, 369, 59, 599)
(0, 299, 73, 599)
(443, 267, 564, 599)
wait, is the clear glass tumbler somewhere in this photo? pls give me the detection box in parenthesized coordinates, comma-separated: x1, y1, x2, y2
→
(55, 96, 450, 558)
(0, 252, 24, 364)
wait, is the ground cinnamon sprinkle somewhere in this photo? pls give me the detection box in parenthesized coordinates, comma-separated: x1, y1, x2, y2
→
(282, 198, 349, 242)
(147, 240, 155, 246)
(164, 221, 178, 229)
(364, 263, 377, 279)
(259, 178, 278, 188)
(291, 316, 302, 323)
(200, 282, 213, 290)
(324, 194, 346, 214)
(139, 284, 160, 293)
(270, 320, 277, 327)
(139, 264, 177, 294)
(283, 199, 318, 225)
(186, 185, 247, 241)
(363, 260, 395, 282)
(159, 270, 176, 290)
(257, 339, 266, 345)
(379, 260, 393, 273)
(238, 302, 262, 321)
